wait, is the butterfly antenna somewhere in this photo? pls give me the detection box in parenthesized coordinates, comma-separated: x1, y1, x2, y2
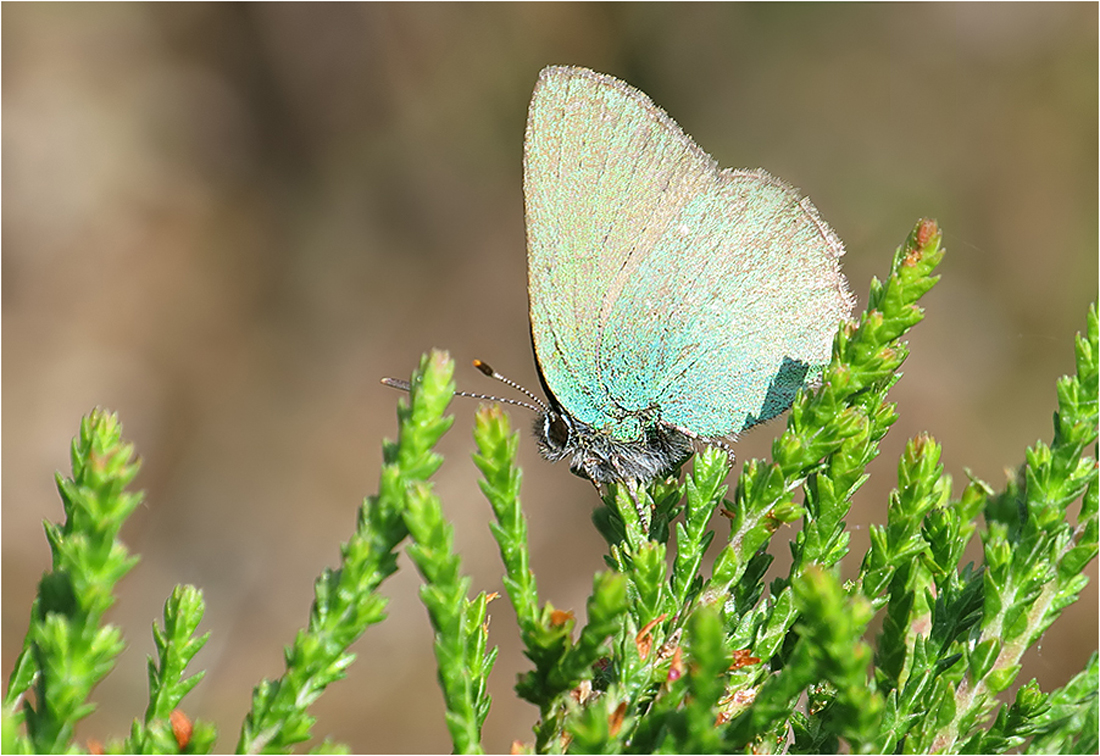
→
(472, 359, 550, 412)
(380, 370, 545, 414)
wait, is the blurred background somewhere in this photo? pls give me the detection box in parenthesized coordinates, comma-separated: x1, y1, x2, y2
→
(3, 4, 1096, 752)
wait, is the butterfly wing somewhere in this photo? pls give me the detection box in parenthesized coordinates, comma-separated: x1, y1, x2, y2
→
(600, 166, 854, 437)
(525, 66, 852, 441)
(525, 66, 710, 437)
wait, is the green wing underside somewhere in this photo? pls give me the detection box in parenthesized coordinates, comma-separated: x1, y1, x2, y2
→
(525, 67, 853, 441)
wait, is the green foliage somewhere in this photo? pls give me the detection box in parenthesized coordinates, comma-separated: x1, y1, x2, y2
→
(237, 350, 463, 753)
(403, 445, 497, 752)
(3, 221, 1095, 753)
(3, 409, 144, 754)
(463, 220, 1096, 753)
(124, 585, 215, 754)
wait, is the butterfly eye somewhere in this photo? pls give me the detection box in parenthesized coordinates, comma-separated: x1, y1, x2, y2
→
(545, 413, 571, 450)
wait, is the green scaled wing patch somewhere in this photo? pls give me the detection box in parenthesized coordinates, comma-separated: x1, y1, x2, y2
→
(524, 66, 853, 441)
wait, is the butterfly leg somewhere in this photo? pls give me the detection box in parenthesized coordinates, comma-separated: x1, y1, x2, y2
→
(671, 422, 737, 468)
(709, 436, 737, 467)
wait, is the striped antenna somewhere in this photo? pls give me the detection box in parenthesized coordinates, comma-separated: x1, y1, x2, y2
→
(380, 360, 546, 414)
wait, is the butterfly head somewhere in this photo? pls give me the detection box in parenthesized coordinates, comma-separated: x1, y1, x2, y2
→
(384, 359, 697, 484)
(534, 403, 694, 484)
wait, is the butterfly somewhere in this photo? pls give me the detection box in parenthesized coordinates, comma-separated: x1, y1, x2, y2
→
(389, 66, 853, 485)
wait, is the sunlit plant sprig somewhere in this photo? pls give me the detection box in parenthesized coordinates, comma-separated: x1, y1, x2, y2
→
(1, 410, 216, 755)
(469, 219, 1097, 754)
(3, 220, 1095, 754)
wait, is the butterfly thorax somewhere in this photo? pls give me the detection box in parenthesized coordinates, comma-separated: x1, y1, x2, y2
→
(534, 408, 694, 483)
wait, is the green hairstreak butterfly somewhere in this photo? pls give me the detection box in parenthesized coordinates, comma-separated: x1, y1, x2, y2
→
(388, 65, 853, 484)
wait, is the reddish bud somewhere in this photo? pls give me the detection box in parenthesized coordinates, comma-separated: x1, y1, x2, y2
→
(171, 709, 193, 749)
(634, 613, 667, 660)
(549, 609, 574, 627)
(609, 701, 628, 736)
(667, 646, 684, 683)
(916, 218, 937, 248)
(729, 648, 762, 670)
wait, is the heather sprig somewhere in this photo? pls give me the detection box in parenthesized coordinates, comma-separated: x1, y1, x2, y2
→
(4, 222, 1095, 754)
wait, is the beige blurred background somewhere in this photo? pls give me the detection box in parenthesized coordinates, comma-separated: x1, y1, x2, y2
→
(3, 4, 1096, 753)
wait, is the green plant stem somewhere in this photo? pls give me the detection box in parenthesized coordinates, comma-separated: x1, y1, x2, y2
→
(403, 477, 496, 754)
(931, 306, 1098, 753)
(237, 350, 455, 753)
(125, 585, 214, 754)
(7, 409, 142, 754)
